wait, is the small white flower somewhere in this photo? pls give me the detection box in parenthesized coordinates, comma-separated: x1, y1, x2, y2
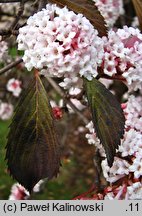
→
(33, 180, 44, 193)
(7, 78, 22, 97)
(0, 102, 13, 120)
(132, 17, 139, 28)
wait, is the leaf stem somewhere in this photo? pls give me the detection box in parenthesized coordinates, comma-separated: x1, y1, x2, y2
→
(0, 58, 23, 75)
(46, 76, 89, 125)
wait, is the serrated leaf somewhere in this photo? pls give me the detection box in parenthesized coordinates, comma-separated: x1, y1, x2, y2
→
(49, 0, 107, 37)
(5, 73, 60, 192)
(132, 0, 142, 31)
(84, 78, 125, 167)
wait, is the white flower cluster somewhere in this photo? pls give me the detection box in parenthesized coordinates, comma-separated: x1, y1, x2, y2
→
(0, 36, 8, 63)
(86, 95, 142, 199)
(102, 157, 130, 183)
(0, 102, 13, 120)
(127, 182, 142, 200)
(93, 0, 124, 27)
(17, 4, 104, 87)
(102, 26, 142, 91)
(86, 121, 105, 157)
(104, 182, 142, 200)
(7, 78, 22, 97)
(124, 95, 142, 132)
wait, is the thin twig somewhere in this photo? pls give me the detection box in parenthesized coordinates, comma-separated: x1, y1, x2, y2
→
(10, 1, 25, 30)
(37, 0, 47, 11)
(0, 0, 28, 2)
(101, 74, 126, 82)
(0, 58, 23, 75)
(46, 76, 89, 125)
(72, 185, 96, 200)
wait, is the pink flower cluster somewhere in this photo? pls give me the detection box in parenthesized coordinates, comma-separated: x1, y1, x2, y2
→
(102, 26, 142, 91)
(17, 3, 104, 88)
(86, 95, 142, 199)
(17, 5, 142, 91)
(93, 0, 124, 27)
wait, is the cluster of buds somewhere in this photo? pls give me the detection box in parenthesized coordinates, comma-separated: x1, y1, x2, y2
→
(52, 107, 63, 120)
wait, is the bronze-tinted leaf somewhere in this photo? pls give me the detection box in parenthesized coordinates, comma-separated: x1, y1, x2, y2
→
(84, 78, 125, 167)
(132, 0, 142, 31)
(6, 73, 60, 192)
(49, 0, 107, 37)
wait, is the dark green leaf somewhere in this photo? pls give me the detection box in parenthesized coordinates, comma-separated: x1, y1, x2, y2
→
(49, 0, 107, 37)
(84, 78, 125, 167)
(6, 73, 60, 192)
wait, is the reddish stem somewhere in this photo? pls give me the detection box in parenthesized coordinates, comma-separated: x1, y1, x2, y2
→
(72, 185, 96, 200)
(101, 74, 126, 82)
(34, 69, 39, 77)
